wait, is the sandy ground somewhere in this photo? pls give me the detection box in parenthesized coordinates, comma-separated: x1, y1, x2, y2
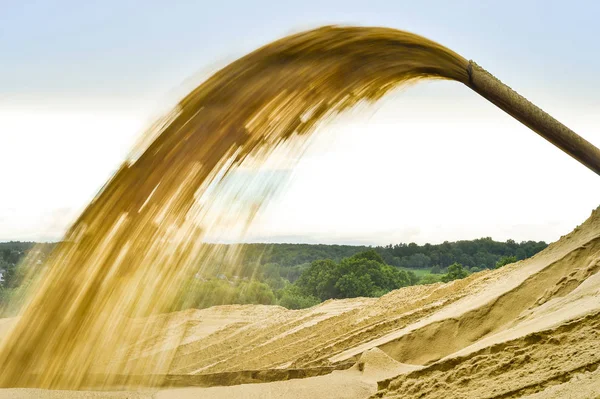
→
(154, 349, 403, 399)
(1, 207, 599, 398)
(0, 349, 413, 399)
(0, 391, 153, 399)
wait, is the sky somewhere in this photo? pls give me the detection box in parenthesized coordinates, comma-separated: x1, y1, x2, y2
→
(1, 0, 600, 245)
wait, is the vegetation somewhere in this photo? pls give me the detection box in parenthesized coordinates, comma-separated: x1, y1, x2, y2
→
(495, 255, 518, 269)
(173, 279, 277, 310)
(220, 239, 547, 283)
(294, 250, 417, 300)
(378, 238, 546, 270)
(441, 262, 469, 283)
(0, 238, 548, 314)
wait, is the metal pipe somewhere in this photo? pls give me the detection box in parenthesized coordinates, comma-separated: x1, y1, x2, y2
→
(466, 61, 600, 176)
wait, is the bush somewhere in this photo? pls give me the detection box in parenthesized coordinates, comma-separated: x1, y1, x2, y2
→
(441, 262, 469, 283)
(277, 285, 320, 309)
(174, 279, 276, 310)
(419, 274, 442, 285)
(495, 256, 517, 269)
(237, 280, 276, 305)
(406, 270, 419, 285)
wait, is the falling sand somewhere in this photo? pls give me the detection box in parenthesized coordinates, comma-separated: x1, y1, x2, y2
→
(0, 26, 471, 388)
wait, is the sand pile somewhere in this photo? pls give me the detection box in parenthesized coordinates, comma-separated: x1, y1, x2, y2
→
(114, 204, 600, 398)
(1, 207, 599, 398)
(118, 207, 600, 379)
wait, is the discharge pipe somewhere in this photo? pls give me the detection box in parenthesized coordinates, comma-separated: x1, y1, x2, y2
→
(466, 61, 600, 176)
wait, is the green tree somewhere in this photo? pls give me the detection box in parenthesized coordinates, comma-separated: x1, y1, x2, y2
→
(295, 259, 339, 300)
(399, 253, 432, 269)
(515, 248, 527, 260)
(336, 273, 376, 298)
(349, 249, 385, 264)
(295, 250, 414, 300)
(441, 262, 469, 283)
(337, 253, 410, 296)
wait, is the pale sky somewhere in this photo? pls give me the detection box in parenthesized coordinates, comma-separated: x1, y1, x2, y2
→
(1, 0, 599, 245)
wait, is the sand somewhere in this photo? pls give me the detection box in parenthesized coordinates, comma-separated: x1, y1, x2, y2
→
(0, 392, 152, 399)
(1, 206, 599, 398)
(0, 26, 471, 388)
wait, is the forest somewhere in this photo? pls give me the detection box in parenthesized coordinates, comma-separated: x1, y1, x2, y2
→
(0, 238, 547, 313)
(236, 238, 547, 271)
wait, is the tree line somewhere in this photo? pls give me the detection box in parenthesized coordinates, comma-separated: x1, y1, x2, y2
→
(0, 238, 547, 313)
(219, 238, 547, 279)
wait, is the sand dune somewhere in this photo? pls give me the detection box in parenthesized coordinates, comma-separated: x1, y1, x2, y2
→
(1, 206, 599, 398)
